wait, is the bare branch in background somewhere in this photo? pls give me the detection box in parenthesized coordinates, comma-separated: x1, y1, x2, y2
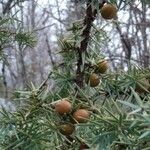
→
(115, 25, 132, 66)
(2, 62, 8, 98)
(2, 0, 13, 14)
(46, 34, 55, 67)
(56, 0, 63, 36)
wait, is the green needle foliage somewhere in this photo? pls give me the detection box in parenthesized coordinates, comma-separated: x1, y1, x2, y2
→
(0, 68, 149, 149)
(0, 17, 36, 60)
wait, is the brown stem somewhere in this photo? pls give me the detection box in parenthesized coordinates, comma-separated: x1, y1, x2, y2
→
(75, 1, 105, 88)
(75, 1, 94, 88)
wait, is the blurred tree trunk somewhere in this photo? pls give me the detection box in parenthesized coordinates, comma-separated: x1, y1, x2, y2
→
(19, 2, 28, 88)
(141, 2, 149, 68)
(30, 0, 37, 84)
(56, 0, 63, 36)
(1, 0, 14, 98)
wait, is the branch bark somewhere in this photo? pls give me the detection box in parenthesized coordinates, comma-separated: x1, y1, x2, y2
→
(75, 0, 105, 88)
